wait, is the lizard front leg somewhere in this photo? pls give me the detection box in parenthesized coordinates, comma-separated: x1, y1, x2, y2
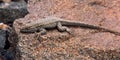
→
(57, 22, 73, 34)
(38, 28, 47, 35)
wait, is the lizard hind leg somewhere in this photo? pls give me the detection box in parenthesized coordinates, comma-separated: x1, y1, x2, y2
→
(57, 22, 73, 35)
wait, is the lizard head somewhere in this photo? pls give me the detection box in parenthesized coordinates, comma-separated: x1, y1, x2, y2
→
(20, 25, 38, 33)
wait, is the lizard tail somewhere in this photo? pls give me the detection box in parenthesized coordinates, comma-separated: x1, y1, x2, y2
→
(60, 20, 103, 29)
(60, 20, 120, 35)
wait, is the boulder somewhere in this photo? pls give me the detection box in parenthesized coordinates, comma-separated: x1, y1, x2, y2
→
(0, 1, 28, 24)
(13, 0, 120, 60)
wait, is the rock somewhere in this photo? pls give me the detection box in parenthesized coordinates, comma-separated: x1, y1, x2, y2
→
(0, 48, 14, 60)
(2, 50, 14, 60)
(0, 30, 7, 48)
(0, 1, 28, 24)
(13, 0, 120, 60)
(0, 26, 15, 60)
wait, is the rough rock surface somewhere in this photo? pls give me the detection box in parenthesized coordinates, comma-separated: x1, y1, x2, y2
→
(0, 1, 28, 60)
(0, 29, 15, 60)
(0, 1, 28, 24)
(0, 48, 14, 60)
(0, 30, 7, 48)
(14, 0, 120, 60)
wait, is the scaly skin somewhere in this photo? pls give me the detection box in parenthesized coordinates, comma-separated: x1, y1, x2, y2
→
(20, 16, 120, 35)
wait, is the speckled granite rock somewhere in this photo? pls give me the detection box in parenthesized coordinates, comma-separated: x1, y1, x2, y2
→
(0, 1, 28, 24)
(14, 0, 120, 60)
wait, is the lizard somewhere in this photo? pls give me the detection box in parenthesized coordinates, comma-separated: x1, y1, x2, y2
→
(20, 16, 120, 35)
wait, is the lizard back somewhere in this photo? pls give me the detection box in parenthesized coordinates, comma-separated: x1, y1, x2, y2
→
(22, 17, 59, 29)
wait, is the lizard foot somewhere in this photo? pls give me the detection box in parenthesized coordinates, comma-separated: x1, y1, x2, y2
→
(38, 28, 47, 35)
(57, 22, 75, 36)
